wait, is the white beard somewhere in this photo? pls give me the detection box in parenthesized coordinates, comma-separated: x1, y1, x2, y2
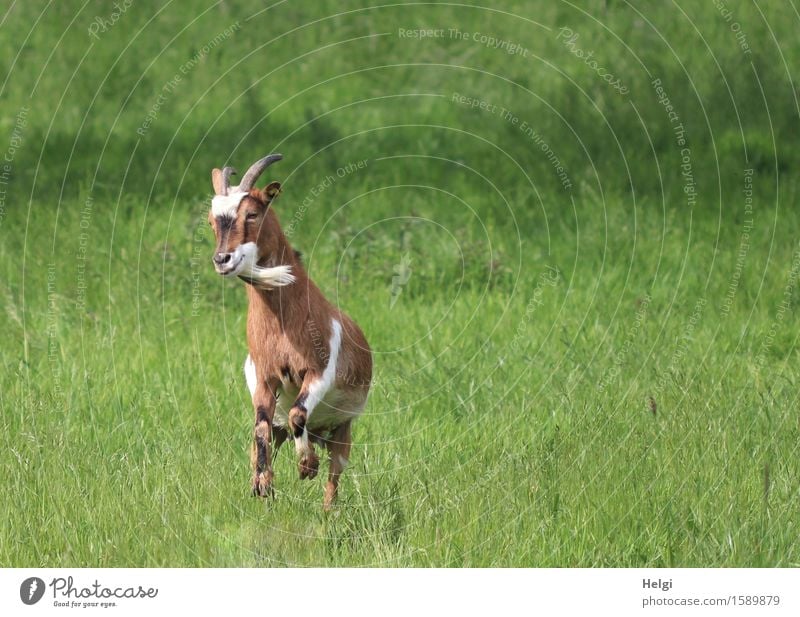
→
(219, 242, 296, 290)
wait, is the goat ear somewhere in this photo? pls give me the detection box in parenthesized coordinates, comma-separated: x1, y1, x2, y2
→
(211, 168, 224, 195)
(263, 181, 282, 204)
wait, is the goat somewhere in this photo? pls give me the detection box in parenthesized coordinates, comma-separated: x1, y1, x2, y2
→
(207, 154, 372, 510)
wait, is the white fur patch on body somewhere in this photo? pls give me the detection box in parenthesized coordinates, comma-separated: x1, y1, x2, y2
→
(294, 318, 342, 454)
(211, 191, 248, 218)
(244, 354, 257, 399)
(306, 319, 342, 414)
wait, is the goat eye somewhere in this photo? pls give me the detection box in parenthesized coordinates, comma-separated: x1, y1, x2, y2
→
(246, 212, 258, 221)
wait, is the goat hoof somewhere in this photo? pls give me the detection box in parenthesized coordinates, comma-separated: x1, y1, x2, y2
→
(252, 471, 274, 498)
(298, 453, 319, 480)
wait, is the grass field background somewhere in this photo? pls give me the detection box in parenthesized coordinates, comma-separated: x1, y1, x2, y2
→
(1, 1, 799, 566)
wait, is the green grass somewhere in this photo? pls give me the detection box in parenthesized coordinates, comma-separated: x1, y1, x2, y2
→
(2, 1, 800, 566)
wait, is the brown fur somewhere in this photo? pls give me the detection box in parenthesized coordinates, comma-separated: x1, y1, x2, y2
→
(209, 182, 372, 508)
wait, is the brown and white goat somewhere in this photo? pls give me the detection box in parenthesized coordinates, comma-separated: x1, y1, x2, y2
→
(207, 154, 372, 509)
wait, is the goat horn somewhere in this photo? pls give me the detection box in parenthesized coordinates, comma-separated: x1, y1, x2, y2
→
(237, 154, 282, 192)
(212, 167, 238, 195)
(221, 166, 237, 195)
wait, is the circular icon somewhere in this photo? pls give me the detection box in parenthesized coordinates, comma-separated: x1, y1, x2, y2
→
(20, 577, 45, 605)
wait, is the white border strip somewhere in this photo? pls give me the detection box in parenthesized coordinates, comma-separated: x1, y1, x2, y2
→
(1, 568, 798, 616)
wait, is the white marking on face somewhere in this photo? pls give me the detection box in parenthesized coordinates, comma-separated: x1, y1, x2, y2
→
(244, 354, 257, 399)
(215, 241, 295, 288)
(211, 191, 247, 218)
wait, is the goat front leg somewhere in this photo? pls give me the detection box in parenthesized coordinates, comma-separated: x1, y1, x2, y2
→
(271, 425, 289, 462)
(251, 377, 280, 498)
(288, 370, 331, 480)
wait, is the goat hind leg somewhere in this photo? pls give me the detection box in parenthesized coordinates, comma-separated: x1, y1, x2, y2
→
(271, 424, 289, 463)
(324, 421, 352, 511)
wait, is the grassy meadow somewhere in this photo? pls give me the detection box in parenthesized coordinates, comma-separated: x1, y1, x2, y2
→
(1, 1, 800, 566)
